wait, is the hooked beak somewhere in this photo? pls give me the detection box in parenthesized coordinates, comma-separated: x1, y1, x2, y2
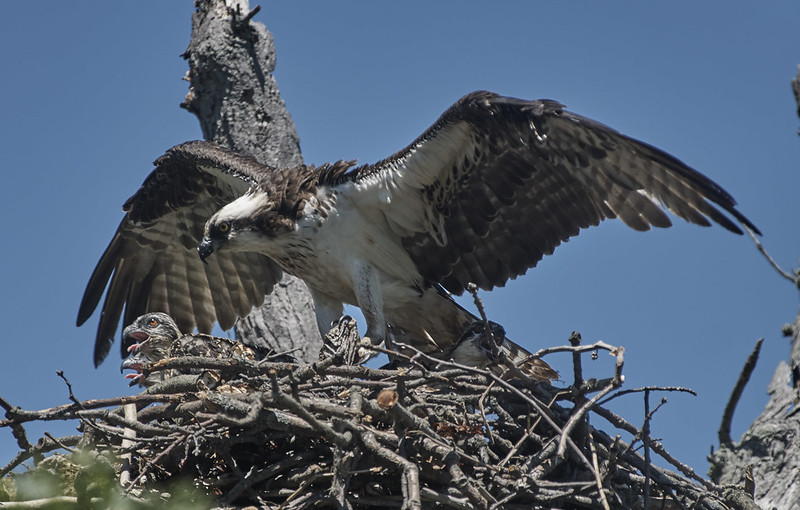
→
(122, 330, 149, 354)
(120, 355, 144, 374)
(198, 237, 218, 264)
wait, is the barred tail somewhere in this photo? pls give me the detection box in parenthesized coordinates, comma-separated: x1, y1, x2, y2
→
(496, 338, 559, 382)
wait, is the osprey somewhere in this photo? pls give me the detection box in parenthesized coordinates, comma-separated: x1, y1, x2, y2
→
(316, 314, 548, 380)
(448, 320, 509, 369)
(318, 315, 373, 367)
(79, 91, 758, 373)
(120, 312, 259, 387)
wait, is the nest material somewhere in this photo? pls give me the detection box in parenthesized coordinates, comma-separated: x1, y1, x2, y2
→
(1, 332, 757, 510)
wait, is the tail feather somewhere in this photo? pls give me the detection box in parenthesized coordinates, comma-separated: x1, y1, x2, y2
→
(497, 339, 559, 382)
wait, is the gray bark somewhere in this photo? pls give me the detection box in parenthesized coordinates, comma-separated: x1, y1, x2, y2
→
(181, 0, 321, 361)
(708, 69, 800, 510)
(708, 326, 800, 509)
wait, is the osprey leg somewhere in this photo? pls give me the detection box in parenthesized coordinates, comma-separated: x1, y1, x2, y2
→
(351, 260, 388, 348)
(310, 291, 345, 338)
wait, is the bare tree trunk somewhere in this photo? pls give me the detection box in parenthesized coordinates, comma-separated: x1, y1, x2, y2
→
(705, 321, 800, 510)
(181, 0, 321, 362)
(708, 316, 800, 509)
(707, 67, 800, 510)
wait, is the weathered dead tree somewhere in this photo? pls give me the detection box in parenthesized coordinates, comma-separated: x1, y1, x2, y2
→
(708, 327, 800, 510)
(708, 296, 800, 510)
(706, 69, 800, 510)
(708, 283, 800, 510)
(0, 331, 759, 509)
(181, 0, 320, 362)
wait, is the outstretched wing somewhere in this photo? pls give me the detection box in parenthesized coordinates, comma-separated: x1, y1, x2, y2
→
(78, 141, 282, 366)
(340, 91, 758, 294)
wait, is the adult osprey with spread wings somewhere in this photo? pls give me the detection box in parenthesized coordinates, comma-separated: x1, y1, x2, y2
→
(78, 91, 758, 374)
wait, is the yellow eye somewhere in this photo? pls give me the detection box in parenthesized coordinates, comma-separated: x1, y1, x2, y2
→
(148, 317, 160, 327)
(218, 221, 230, 233)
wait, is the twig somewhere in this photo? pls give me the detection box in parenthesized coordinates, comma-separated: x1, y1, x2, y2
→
(393, 341, 596, 472)
(592, 405, 716, 490)
(466, 283, 490, 325)
(56, 371, 80, 406)
(569, 331, 584, 387)
(529, 339, 624, 361)
(477, 382, 496, 444)
(598, 385, 696, 406)
(0, 393, 183, 427)
(466, 283, 501, 360)
(745, 227, 799, 287)
(643, 389, 652, 510)
(0, 496, 99, 508)
(119, 403, 138, 486)
(125, 435, 184, 492)
(268, 370, 351, 447)
(444, 450, 489, 508)
(0, 396, 36, 463)
(220, 451, 318, 505)
(557, 377, 621, 459)
(497, 416, 542, 470)
(556, 342, 625, 459)
(0, 435, 83, 478)
(793, 64, 800, 126)
(588, 428, 611, 510)
(718, 338, 763, 445)
(239, 4, 260, 26)
(357, 426, 421, 510)
(43, 433, 75, 454)
(419, 487, 472, 510)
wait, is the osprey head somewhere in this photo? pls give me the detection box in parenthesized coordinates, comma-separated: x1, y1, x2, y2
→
(121, 312, 181, 353)
(120, 346, 157, 387)
(198, 191, 296, 262)
(120, 312, 181, 384)
(449, 320, 506, 367)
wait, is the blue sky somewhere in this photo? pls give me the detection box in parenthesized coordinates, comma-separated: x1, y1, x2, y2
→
(1, 2, 798, 476)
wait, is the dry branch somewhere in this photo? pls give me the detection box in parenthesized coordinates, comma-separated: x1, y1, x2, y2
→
(717, 339, 764, 446)
(0, 331, 758, 509)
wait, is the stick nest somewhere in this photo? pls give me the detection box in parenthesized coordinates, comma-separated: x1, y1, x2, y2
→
(1, 332, 758, 510)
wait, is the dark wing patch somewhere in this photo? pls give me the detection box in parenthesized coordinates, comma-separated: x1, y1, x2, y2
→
(78, 141, 282, 366)
(344, 91, 758, 294)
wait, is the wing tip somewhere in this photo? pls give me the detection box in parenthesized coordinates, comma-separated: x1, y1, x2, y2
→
(93, 337, 112, 368)
(731, 209, 761, 237)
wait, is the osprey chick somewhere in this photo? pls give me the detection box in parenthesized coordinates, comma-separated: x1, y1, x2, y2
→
(121, 312, 257, 387)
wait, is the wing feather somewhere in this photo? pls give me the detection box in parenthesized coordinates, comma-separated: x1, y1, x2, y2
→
(78, 141, 283, 366)
(339, 91, 758, 294)
(201, 254, 238, 330)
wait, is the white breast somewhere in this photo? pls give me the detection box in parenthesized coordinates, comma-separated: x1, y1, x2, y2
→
(286, 189, 424, 307)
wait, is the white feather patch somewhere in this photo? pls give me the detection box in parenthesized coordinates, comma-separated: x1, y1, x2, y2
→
(216, 191, 271, 222)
